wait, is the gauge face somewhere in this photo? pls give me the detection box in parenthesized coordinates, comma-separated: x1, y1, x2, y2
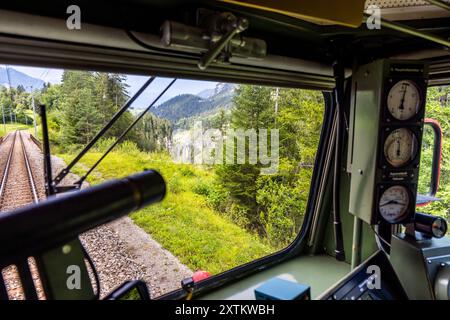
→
(379, 185, 410, 223)
(387, 80, 421, 120)
(383, 128, 418, 167)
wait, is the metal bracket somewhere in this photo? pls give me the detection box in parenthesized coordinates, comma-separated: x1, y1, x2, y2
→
(197, 12, 249, 70)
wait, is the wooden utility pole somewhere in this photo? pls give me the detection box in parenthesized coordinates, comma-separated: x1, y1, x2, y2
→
(31, 86, 37, 137)
(1, 104, 5, 133)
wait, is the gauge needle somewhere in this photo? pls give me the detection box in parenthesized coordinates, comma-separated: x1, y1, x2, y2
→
(396, 139, 401, 157)
(380, 200, 406, 207)
(398, 83, 409, 111)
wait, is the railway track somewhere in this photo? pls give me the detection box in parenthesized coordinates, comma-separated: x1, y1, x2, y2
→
(0, 131, 40, 211)
(0, 131, 45, 300)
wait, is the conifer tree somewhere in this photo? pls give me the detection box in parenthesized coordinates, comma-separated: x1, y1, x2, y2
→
(216, 85, 274, 232)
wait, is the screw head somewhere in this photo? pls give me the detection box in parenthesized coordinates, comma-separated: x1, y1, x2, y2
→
(62, 245, 72, 254)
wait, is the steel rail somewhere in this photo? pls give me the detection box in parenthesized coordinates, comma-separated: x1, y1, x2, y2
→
(29, 134, 42, 150)
(19, 131, 39, 204)
(0, 132, 17, 203)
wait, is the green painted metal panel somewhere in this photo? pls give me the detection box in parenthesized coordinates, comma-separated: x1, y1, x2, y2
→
(199, 255, 350, 300)
(322, 170, 379, 264)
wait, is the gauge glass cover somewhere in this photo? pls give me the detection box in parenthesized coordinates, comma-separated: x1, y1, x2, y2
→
(383, 128, 418, 167)
(379, 185, 410, 223)
(387, 80, 421, 120)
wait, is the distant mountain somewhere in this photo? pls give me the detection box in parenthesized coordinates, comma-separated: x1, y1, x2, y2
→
(152, 82, 236, 123)
(197, 87, 215, 99)
(0, 67, 45, 91)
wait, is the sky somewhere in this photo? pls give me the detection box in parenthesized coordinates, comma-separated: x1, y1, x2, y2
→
(11, 65, 219, 109)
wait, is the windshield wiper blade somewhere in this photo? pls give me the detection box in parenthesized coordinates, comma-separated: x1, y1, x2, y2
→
(75, 78, 177, 187)
(53, 76, 156, 188)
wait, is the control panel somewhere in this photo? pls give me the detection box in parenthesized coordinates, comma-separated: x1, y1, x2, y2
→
(320, 251, 407, 300)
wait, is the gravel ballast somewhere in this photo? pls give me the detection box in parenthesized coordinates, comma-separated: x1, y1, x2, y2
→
(0, 133, 192, 299)
(50, 155, 193, 299)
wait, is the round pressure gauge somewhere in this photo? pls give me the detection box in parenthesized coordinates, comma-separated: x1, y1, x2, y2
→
(383, 128, 418, 167)
(379, 185, 410, 223)
(387, 80, 421, 120)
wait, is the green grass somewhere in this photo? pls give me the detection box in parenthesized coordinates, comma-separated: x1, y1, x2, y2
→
(59, 147, 273, 274)
(0, 123, 33, 136)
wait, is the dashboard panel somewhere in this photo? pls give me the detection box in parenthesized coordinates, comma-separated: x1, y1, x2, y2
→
(319, 250, 407, 300)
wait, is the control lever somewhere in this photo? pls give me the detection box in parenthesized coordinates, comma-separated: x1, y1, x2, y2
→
(197, 16, 249, 70)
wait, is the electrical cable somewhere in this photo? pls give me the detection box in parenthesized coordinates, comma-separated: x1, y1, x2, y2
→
(126, 30, 198, 58)
(80, 241, 101, 300)
(185, 290, 193, 300)
(372, 225, 391, 258)
(332, 59, 346, 262)
(372, 226, 391, 248)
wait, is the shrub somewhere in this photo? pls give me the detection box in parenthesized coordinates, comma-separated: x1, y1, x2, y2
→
(256, 178, 304, 248)
(168, 174, 182, 194)
(192, 181, 211, 196)
(117, 140, 141, 155)
(93, 137, 116, 152)
(206, 185, 229, 212)
(180, 166, 195, 177)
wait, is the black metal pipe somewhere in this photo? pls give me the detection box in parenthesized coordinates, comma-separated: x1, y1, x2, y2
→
(53, 77, 156, 185)
(332, 60, 346, 262)
(0, 170, 165, 265)
(40, 104, 54, 196)
(415, 212, 447, 238)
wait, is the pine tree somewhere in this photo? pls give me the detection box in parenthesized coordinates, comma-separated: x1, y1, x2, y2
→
(216, 85, 274, 232)
(93, 72, 133, 139)
(256, 89, 324, 247)
(58, 71, 135, 146)
(60, 71, 102, 145)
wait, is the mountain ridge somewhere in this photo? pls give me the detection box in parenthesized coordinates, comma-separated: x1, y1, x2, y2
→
(0, 67, 45, 91)
(151, 82, 236, 123)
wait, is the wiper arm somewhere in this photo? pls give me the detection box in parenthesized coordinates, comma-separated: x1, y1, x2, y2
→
(75, 79, 177, 187)
(53, 77, 156, 188)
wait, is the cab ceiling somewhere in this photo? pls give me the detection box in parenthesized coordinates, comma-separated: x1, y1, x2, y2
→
(366, 0, 450, 20)
(0, 0, 448, 88)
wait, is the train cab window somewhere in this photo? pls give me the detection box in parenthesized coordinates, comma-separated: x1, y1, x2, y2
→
(417, 85, 450, 230)
(0, 66, 325, 298)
